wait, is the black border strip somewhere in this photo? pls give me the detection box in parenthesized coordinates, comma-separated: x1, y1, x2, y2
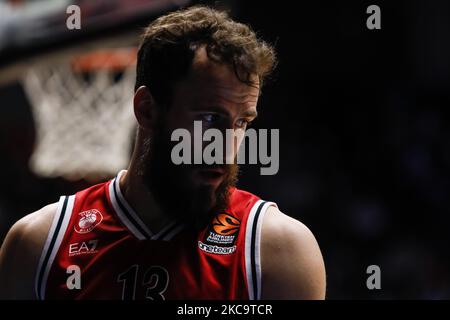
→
(250, 201, 267, 300)
(37, 196, 68, 300)
(113, 178, 152, 239)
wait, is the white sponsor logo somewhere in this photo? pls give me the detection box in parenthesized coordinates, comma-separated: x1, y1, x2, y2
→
(206, 231, 236, 245)
(198, 241, 236, 255)
(69, 239, 99, 257)
(74, 209, 103, 234)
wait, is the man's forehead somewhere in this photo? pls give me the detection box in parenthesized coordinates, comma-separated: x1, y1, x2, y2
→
(187, 47, 260, 99)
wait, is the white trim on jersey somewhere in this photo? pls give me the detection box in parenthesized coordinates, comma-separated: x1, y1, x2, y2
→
(111, 170, 153, 239)
(108, 170, 184, 241)
(109, 177, 146, 240)
(245, 199, 261, 300)
(35, 195, 75, 300)
(244, 200, 277, 300)
(254, 201, 276, 300)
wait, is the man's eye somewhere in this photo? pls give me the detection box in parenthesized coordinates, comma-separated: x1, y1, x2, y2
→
(202, 114, 219, 123)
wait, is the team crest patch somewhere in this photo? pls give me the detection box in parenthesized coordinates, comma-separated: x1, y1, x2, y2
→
(74, 209, 103, 234)
(198, 213, 240, 255)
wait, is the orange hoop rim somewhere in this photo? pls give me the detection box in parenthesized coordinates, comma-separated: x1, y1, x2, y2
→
(71, 47, 137, 72)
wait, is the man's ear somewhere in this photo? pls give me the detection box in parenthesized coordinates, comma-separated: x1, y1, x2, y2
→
(133, 86, 157, 131)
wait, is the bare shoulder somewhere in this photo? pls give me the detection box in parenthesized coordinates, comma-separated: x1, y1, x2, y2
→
(1, 202, 57, 252)
(260, 206, 326, 299)
(0, 203, 58, 299)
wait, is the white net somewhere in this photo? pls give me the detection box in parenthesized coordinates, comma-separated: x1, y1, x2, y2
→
(22, 48, 137, 181)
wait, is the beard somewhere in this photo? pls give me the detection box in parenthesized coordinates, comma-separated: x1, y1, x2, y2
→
(137, 121, 239, 231)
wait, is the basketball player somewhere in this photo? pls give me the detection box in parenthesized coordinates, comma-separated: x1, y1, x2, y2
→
(0, 6, 326, 300)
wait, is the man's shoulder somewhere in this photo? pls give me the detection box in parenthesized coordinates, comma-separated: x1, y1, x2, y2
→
(6, 202, 58, 247)
(229, 189, 310, 248)
(261, 206, 314, 244)
(260, 206, 326, 299)
(0, 202, 58, 299)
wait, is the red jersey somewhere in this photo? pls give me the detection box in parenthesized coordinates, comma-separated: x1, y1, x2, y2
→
(35, 170, 276, 300)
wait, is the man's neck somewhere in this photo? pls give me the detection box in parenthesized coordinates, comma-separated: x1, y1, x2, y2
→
(119, 167, 174, 235)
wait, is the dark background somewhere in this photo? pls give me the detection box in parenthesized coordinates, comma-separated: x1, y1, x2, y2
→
(1, 0, 450, 299)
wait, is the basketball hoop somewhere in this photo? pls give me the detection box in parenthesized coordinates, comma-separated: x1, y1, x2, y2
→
(22, 47, 138, 181)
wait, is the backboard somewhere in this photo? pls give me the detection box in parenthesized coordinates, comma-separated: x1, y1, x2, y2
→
(0, 0, 192, 84)
(0, 0, 194, 181)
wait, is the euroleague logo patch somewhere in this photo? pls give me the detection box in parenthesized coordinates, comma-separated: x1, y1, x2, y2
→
(198, 213, 240, 255)
(74, 209, 103, 234)
(212, 213, 240, 236)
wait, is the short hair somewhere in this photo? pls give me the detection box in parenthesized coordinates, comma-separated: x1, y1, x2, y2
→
(135, 5, 277, 106)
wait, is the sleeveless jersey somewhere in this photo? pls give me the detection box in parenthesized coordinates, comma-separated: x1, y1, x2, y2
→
(35, 170, 276, 300)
